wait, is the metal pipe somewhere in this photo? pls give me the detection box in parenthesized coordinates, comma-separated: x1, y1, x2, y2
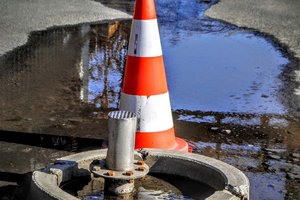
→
(106, 110, 137, 171)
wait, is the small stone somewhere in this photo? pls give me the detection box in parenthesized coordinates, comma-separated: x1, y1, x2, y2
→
(68, 117, 84, 124)
(211, 127, 219, 131)
(275, 138, 283, 143)
(22, 147, 32, 153)
(292, 153, 300, 158)
(268, 154, 281, 160)
(224, 129, 231, 134)
(288, 130, 295, 135)
(266, 148, 286, 154)
(200, 0, 211, 3)
(261, 94, 269, 98)
(49, 117, 56, 122)
(287, 173, 300, 180)
(92, 166, 101, 171)
(283, 190, 287, 193)
(293, 158, 300, 162)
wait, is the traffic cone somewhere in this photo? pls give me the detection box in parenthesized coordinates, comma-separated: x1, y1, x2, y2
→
(119, 0, 188, 152)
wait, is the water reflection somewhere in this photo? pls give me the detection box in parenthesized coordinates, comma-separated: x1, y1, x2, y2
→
(78, 25, 91, 103)
(77, 21, 128, 109)
(177, 111, 291, 128)
(190, 141, 294, 200)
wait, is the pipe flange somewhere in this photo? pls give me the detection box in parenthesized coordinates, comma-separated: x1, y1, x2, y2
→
(90, 159, 149, 180)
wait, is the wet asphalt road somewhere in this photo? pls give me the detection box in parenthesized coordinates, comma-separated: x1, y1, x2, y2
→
(0, 0, 299, 199)
(206, 0, 300, 59)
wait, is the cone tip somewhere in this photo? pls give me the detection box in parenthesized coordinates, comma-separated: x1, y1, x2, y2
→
(133, 0, 157, 20)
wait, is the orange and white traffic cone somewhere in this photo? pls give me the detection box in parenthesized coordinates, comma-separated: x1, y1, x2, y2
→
(119, 0, 188, 152)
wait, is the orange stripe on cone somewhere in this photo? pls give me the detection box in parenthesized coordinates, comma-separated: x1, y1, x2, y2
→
(133, 0, 157, 20)
(135, 128, 176, 149)
(135, 128, 188, 152)
(123, 56, 168, 95)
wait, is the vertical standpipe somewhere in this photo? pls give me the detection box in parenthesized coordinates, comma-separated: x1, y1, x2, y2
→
(106, 111, 137, 171)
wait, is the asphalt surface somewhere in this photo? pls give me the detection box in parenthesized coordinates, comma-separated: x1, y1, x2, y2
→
(0, 0, 131, 56)
(206, 0, 300, 59)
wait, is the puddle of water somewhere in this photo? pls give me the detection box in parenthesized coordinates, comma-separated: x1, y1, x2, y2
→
(62, 173, 214, 200)
(176, 111, 291, 129)
(178, 114, 217, 123)
(0, 1, 290, 129)
(163, 31, 288, 114)
(156, 0, 289, 114)
(96, 0, 290, 115)
(246, 172, 286, 200)
(221, 116, 261, 126)
(269, 118, 289, 127)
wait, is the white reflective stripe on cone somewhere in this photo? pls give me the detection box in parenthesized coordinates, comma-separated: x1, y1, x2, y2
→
(128, 19, 162, 57)
(119, 92, 173, 132)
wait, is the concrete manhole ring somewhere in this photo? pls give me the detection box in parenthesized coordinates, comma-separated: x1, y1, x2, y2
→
(29, 149, 250, 200)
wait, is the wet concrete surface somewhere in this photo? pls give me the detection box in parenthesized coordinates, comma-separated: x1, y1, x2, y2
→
(0, 0, 299, 199)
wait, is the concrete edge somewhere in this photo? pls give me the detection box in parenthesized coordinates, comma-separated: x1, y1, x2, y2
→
(30, 149, 250, 200)
(139, 149, 250, 200)
(29, 171, 79, 200)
